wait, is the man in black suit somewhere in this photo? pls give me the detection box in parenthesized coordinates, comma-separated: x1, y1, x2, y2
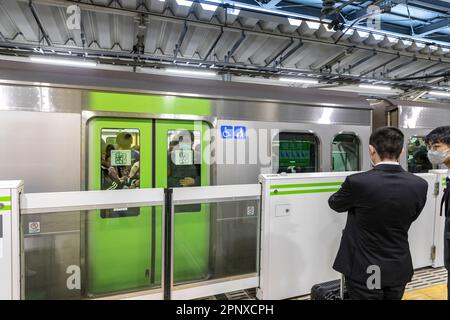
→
(425, 126, 450, 300)
(329, 127, 428, 300)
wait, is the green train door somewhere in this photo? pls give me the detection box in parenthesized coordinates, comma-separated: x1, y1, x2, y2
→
(155, 120, 210, 284)
(87, 118, 210, 295)
(87, 118, 160, 296)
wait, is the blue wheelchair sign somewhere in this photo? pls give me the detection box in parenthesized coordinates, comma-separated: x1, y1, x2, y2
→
(220, 126, 234, 139)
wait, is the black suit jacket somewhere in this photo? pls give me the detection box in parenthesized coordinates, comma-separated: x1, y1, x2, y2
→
(329, 164, 428, 287)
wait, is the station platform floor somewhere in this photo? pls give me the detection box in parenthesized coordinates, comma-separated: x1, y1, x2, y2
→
(200, 267, 448, 300)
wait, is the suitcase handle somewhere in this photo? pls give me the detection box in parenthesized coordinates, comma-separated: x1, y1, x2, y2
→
(340, 275, 345, 300)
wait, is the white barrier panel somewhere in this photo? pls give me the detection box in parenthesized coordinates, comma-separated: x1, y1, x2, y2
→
(258, 171, 439, 300)
(0, 180, 23, 300)
(430, 169, 448, 268)
(409, 173, 437, 269)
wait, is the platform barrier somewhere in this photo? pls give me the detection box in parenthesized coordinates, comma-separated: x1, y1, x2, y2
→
(0, 183, 261, 300)
(0, 170, 447, 300)
(257, 171, 443, 300)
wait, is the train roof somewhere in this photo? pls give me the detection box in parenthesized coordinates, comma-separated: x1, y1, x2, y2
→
(0, 60, 371, 110)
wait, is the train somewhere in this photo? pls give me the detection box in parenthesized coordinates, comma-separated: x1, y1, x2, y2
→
(0, 61, 449, 299)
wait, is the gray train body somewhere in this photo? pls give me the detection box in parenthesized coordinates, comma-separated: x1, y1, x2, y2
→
(0, 64, 448, 299)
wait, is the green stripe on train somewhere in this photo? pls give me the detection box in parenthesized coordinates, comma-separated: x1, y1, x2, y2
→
(270, 188, 340, 196)
(0, 196, 11, 202)
(0, 205, 11, 211)
(270, 182, 343, 189)
(87, 92, 212, 115)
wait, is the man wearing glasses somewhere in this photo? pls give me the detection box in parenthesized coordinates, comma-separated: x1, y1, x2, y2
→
(426, 126, 450, 300)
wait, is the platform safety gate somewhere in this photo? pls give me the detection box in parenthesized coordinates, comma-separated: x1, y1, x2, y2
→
(0, 170, 447, 300)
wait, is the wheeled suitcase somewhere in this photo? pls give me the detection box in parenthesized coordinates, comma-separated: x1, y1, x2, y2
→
(310, 277, 348, 300)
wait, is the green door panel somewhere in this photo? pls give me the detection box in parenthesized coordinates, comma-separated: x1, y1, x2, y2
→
(87, 118, 161, 296)
(155, 120, 211, 284)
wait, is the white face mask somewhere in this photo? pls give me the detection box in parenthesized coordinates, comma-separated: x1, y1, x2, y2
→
(178, 142, 191, 150)
(427, 148, 450, 165)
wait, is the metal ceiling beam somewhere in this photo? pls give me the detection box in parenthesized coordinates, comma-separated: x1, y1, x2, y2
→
(264, 38, 294, 67)
(399, 61, 442, 78)
(3, 0, 450, 71)
(203, 27, 223, 61)
(415, 18, 450, 36)
(359, 54, 401, 76)
(345, 0, 380, 21)
(409, 0, 450, 11)
(386, 57, 417, 74)
(174, 22, 188, 59)
(28, 0, 53, 46)
(278, 40, 303, 66)
(310, 47, 355, 71)
(3, 40, 450, 91)
(342, 50, 377, 73)
(225, 31, 246, 63)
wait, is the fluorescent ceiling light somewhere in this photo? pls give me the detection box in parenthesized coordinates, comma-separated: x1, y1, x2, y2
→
(166, 68, 216, 77)
(356, 30, 369, 38)
(428, 91, 450, 97)
(288, 18, 302, 26)
(429, 45, 438, 51)
(305, 21, 321, 30)
(371, 33, 384, 41)
(358, 84, 392, 91)
(344, 29, 354, 35)
(200, 3, 217, 11)
(279, 77, 318, 84)
(442, 48, 450, 53)
(387, 36, 398, 43)
(415, 42, 426, 48)
(175, 0, 193, 7)
(30, 56, 97, 68)
(227, 1, 322, 21)
(402, 40, 412, 46)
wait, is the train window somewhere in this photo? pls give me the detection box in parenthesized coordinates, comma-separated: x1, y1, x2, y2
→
(275, 132, 319, 173)
(167, 130, 201, 212)
(332, 133, 360, 172)
(407, 136, 433, 173)
(100, 128, 141, 218)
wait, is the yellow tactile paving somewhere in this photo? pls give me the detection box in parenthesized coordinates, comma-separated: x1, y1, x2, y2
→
(403, 284, 448, 300)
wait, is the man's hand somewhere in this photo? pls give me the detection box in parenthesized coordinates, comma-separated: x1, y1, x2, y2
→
(179, 177, 195, 187)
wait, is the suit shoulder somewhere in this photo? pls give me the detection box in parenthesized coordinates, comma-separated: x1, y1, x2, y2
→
(403, 172, 429, 189)
(345, 170, 375, 181)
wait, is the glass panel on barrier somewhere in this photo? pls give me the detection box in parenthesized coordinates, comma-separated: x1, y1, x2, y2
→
(407, 136, 433, 173)
(173, 199, 260, 287)
(332, 133, 360, 172)
(21, 205, 162, 300)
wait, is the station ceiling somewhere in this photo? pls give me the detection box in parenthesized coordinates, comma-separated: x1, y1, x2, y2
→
(0, 0, 450, 101)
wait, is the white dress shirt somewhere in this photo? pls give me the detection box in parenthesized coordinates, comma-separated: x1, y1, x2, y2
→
(376, 161, 400, 166)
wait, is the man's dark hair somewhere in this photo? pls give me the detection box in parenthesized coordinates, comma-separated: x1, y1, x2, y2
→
(369, 126, 404, 160)
(425, 126, 450, 146)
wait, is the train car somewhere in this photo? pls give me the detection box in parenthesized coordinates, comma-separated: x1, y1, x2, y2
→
(2, 67, 444, 299)
(372, 99, 450, 174)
